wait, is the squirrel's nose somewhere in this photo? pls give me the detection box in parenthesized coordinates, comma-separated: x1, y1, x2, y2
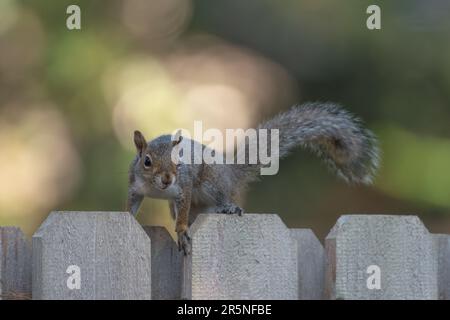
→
(161, 174, 172, 188)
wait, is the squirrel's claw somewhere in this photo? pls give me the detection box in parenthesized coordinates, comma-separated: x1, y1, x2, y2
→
(177, 230, 191, 255)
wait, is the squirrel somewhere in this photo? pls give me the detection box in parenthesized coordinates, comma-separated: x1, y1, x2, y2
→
(127, 102, 380, 254)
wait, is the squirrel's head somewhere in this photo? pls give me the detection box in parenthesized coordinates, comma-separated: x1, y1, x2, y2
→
(131, 130, 182, 191)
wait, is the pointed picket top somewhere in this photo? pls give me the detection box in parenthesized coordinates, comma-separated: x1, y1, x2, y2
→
(325, 214, 438, 300)
(32, 211, 152, 300)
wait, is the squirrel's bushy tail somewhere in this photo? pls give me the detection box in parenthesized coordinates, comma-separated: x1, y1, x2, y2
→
(234, 102, 380, 185)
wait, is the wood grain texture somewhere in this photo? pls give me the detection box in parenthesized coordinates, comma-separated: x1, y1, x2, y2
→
(434, 234, 450, 300)
(0, 211, 444, 300)
(291, 228, 325, 300)
(32, 211, 152, 300)
(0, 227, 31, 300)
(325, 215, 438, 300)
(184, 213, 298, 300)
(143, 226, 182, 299)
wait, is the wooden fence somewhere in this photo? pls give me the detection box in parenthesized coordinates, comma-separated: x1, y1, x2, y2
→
(0, 211, 449, 300)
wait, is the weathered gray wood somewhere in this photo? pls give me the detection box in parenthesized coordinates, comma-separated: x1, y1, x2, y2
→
(143, 226, 182, 299)
(325, 215, 438, 300)
(32, 211, 152, 300)
(183, 213, 298, 299)
(434, 234, 450, 300)
(291, 228, 325, 300)
(0, 227, 32, 300)
(181, 251, 192, 300)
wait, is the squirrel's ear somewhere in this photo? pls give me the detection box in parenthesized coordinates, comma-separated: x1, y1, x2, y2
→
(134, 130, 147, 156)
(172, 129, 183, 146)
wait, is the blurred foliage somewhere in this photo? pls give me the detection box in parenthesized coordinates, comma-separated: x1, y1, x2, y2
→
(0, 0, 449, 240)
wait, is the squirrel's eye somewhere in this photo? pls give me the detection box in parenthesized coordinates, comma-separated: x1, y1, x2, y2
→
(144, 155, 152, 168)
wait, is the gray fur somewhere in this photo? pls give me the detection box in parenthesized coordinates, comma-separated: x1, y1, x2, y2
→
(128, 102, 380, 244)
(233, 102, 380, 185)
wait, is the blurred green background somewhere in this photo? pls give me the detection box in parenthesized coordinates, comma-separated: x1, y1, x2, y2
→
(1, 0, 449, 241)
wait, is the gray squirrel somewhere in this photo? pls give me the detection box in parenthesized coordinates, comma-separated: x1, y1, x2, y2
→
(127, 102, 380, 254)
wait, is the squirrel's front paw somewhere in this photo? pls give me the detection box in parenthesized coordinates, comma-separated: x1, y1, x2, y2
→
(177, 229, 191, 255)
(217, 204, 244, 216)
